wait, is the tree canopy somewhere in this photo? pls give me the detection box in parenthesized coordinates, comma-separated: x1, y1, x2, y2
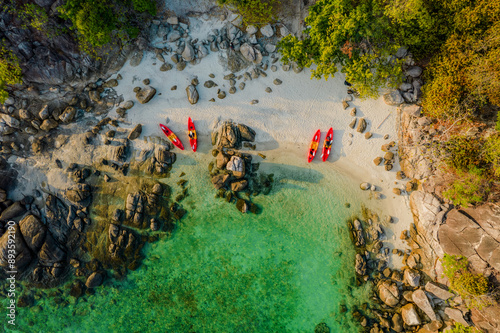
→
(278, 0, 500, 116)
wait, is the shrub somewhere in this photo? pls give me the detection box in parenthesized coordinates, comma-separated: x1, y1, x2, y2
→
(484, 134, 500, 177)
(217, 0, 279, 26)
(441, 254, 490, 309)
(449, 323, 482, 333)
(18, 4, 50, 33)
(443, 167, 489, 208)
(0, 45, 22, 104)
(59, 0, 117, 49)
(444, 136, 484, 171)
(58, 0, 156, 55)
(131, 0, 157, 15)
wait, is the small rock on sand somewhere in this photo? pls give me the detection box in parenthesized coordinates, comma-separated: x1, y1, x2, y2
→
(251, 100, 258, 104)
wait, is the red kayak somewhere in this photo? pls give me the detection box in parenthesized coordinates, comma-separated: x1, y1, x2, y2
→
(159, 124, 184, 150)
(321, 127, 333, 162)
(307, 129, 321, 163)
(187, 117, 197, 152)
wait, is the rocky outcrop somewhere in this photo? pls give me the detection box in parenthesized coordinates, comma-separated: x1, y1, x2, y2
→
(213, 121, 256, 149)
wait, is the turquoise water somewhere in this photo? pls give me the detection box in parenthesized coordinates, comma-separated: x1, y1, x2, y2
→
(13, 152, 370, 332)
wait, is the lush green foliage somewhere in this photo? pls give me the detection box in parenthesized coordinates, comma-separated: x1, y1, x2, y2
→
(444, 136, 484, 171)
(441, 254, 490, 309)
(131, 0, 157, 15)
(59, 0, 156, 53)
(18, 4, 50, 33)
(443, 167, 489, 208)
(0, 45, 22, 103)
(422, 0, 500, 119)
(217, 0, 280, 26)
(449, 323, 482, 333)
(278, 0, 439, 97)
(278, 0, 500, 111)
(484, 134, 500, 177)
(59, 0, 116, 48)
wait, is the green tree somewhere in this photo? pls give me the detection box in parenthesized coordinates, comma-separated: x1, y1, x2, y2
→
(59, 0, 157, 54)
(0, 45, 22, 104)
(277, 0, 438, 98)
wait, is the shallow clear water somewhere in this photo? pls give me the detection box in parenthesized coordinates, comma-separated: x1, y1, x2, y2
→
(14, 152, 370, 333)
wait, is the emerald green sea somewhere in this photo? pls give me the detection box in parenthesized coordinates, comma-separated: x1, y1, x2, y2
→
(13, 151, 370, 332)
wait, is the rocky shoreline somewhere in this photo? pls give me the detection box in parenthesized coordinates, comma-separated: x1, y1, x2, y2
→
(345, 206, 472, 332)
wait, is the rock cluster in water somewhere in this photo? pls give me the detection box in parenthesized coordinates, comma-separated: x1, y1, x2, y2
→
(208, 121, 273, 214)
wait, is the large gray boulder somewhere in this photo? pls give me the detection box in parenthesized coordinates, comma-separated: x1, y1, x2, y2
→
(128, 124, 142, 140)
(39, 118, 58, 131)
(38, 233, 66, 265)
(383, 90, 404, 106)
(0, 223, 33, 269)
(217, 122, 240, 148)
(226, 156, 245, 178)
(239, 43, 263, 64)
(412, 289, 437, 321)
(401, 104, 422, 117)
(167, 31, 181, 42)
(65, 184, 92, 207)
(211, 174, 230, 190)
(86, 272, 104, 288)
(377, 280, 400, 307)
(352, 219, 365, 247)
(237, 124, 255, 142)
(404, 269, 421, 287)
(59, 106, 76, 123)
(136, 86, 156, 104)
(406, 66, 423, 77)
(445, 308, 469, 327)
(439, 206, 500, 272)
(19, 215, 47, 252)
(425, 282, 454, 300)
(186, 85, 199, 105)
(129, 51, 144, 67)
(182, 43, 195, 62)
(401, 303, 421, 326)
(0, 202, 26, 221)
(1, 114, 20, 128)
(260, 24, 274, 37)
